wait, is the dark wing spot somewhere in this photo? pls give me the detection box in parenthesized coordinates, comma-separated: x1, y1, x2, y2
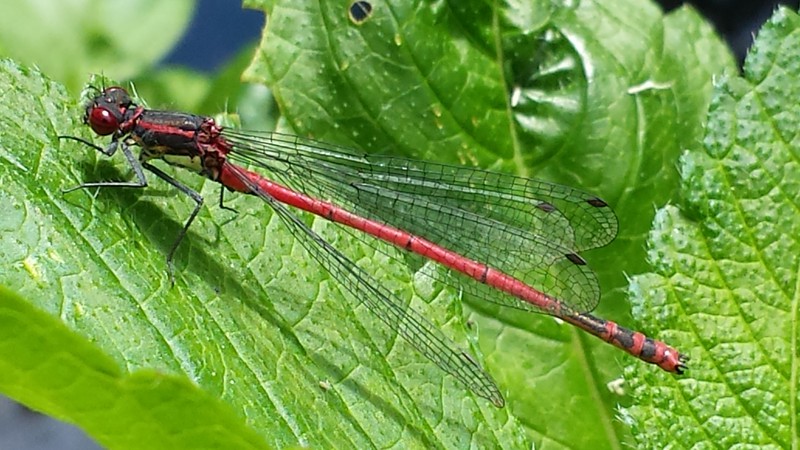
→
(536, 201, 556, 213)
(565, 253, 587, 265)
(349, 1, 373, 24)
(586, 197, 609, 208)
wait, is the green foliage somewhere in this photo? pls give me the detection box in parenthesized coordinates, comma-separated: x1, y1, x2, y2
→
(0, 0, 193, 93)
(0, 60, 522, 448)
(2, 0, 793, 449)
(0, 286, 267, 450)
(624, 8, 800, 448)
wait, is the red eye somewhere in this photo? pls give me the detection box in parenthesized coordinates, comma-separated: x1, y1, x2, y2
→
(88, 106, 120, 136)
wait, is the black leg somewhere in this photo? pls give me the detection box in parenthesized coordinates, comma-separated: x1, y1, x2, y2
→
(59, 135, 119, 157)
(61, 139, 148, 193)
(61, 135, 205, 283)
(142, 162, 204, 283)
(217, 186, 237, 213)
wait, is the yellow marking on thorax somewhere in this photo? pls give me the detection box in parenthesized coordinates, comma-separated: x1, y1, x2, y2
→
(162, 154, 204, 173)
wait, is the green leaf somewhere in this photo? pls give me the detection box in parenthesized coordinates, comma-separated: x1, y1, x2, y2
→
(0, 0, 194, 93)
(624, 7, 800, 448)
(0, 60, 522, 447)
(244, 0, 733, 446)
(0, 286, 268, 450)
(0, 0, 741, 448)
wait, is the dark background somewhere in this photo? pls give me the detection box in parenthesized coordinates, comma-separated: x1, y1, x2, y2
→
(2, 0, 796, 448)
(660, 0, 799, 64)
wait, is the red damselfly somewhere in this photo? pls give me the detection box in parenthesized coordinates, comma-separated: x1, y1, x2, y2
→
(60, 86, 687, 407)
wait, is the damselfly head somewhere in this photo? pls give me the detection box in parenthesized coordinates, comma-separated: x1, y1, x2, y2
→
(83, 86, 133, 136)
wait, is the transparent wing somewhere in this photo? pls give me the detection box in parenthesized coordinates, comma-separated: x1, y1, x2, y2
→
(226, 131, 618, 314)
(227, 164, 505, 407)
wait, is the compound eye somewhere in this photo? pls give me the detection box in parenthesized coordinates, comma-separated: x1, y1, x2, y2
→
(88, 106, 120, 136)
